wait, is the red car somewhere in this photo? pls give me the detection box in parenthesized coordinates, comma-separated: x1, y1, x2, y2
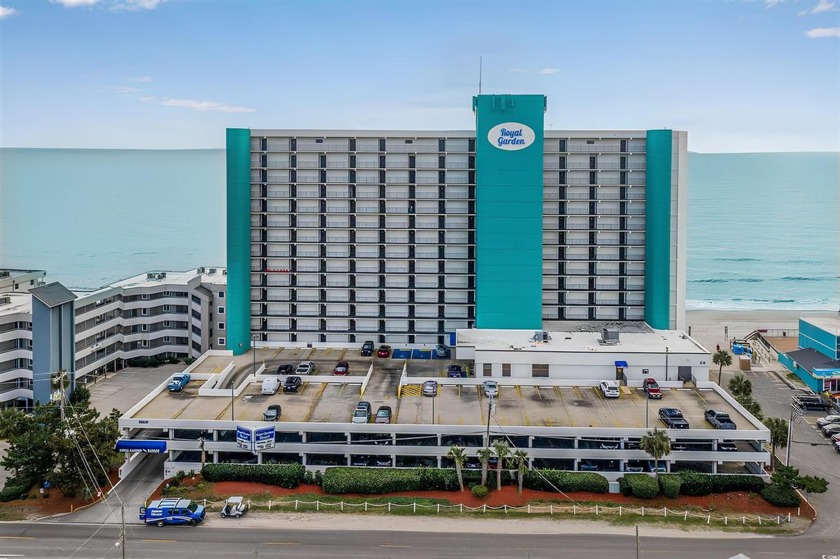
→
(377, 345, 392, 358)
(642, 378, 662, 399)
(333, 361, 349, 375)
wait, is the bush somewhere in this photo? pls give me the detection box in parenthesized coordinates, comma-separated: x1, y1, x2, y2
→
(313, 470, 323, 487)
(616, 476, 633, 497)
(623, 474, 659, 499)
(184, 357, 196, 366)
(709, 474, 766, 494)
(761, 485, 801, 507)
(322, 467, 459, 494)
(658, 474, 682, 499)
(471, 485, 489, 498)
(677, 471, 712, 496)
(0, 477, 30, 502)
(522, 470, 609, 493)
(462, 469, 515, 487)
(201, 463, 305, 488)
(303, 470, 313, 485)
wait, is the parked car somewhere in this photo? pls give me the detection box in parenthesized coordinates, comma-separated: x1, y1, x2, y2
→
(705, 409, 737, 429)
(275, 364, 295, 375)
(447, 364, 465, 378)
(794, 394, 832, 411)
(642, 378, 662, 399)
(283, 376, 302, 393)
(295, 361, 315, 375)
(483, 380, 499, 398)
(579, 461, 599, 471)
(648, 461, 667, 473)
(434, 344, 450, 358)
(263, 404, 281, 421)
(374, 457, 393, 467)
(220, 496, 249, 518)
(831, 432, 840, 443)
(167, 373, 191, 392)
(352, 401, 372, 424)
(659, 407, 690, 429)
(599, 380, 620, 399)
(816, 415, 840, 428)
(822, 423, 840, 436)
(422, 380, 438, 397)
(261, 377, 282, 395)
(718, 440, 738, 451)
(377, 345, 392, 358)
(624, 461, 645, 473)
(361, 340, 374, 356)
(333, 361, 349, 375)
(375, 405, 393, 424)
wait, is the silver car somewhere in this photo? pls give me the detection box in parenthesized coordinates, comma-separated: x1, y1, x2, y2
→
(422, 380, 438, 397)
(295, 361, 315, 375)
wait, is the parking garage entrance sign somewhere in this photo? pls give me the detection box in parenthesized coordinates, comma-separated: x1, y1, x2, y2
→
(236, 425, 276, 452)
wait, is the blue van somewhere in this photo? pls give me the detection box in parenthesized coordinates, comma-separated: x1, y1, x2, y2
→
(140, 498, 205, 527)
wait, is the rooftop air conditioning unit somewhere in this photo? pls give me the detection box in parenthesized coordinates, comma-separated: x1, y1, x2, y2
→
(197, 267, 205, 274)
(157, 273, 167, 280)
(0, 296, 10, 305)
(0, 270, 10, 277)
(530, 330, 551, 342)
(601, 328, 620, 345)
(209, 268, 217, 275)
(146, 273, 156, 280)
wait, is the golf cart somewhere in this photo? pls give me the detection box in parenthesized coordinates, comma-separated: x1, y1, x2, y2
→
(220, 496, 249, 518)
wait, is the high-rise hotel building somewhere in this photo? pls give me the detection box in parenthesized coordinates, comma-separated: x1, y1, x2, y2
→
(226, 94, 687, 354)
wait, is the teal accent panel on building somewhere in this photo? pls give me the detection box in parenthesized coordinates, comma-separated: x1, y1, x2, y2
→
(644, 130, 673, 329)
(799, 319, 840, 359)
(779, 352, 822, 392)
(226, 128, 252, 356)
(473, 94, 546, 330)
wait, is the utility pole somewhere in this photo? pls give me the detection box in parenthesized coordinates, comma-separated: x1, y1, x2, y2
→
(786, 401, 802, 466)
(485, 395, 494, 447)
(120, 504, 126, 559)
(664, 347, 669, 382)
(635, 525, 640, 559)
(252, 334, 258, 377)
(230, 379, 235, 420)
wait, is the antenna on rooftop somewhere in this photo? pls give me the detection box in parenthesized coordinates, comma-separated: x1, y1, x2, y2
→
(478, 56, 482, 95)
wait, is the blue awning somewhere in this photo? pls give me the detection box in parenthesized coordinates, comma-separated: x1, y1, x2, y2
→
(115, 440, 166, 453)
(615, 361, 628, 368)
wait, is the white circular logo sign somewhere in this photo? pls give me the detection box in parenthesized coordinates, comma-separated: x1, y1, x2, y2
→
(487, 122, 535, 151)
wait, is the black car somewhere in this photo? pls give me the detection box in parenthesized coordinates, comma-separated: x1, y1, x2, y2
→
(283, 376, 302, 393)
(275, 364, 295, 375)
(658, 407, 690, 429)
(447, 365, 465, 378)
(263, 404, 281, 421)
(361, 340, 375, 356)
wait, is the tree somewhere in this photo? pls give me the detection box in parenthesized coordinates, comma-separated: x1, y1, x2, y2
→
(763, 417, 788, 468)
(771, 465, 828, 494)
(713, 350, 732, 385)
(639, 428, 671, 477)
(447, 445, 466, 492)
(728, 374, 753, 399)
(511, 449, 529, 495)
(736, 396, 764, 421)
(492, 439, 510, 491)
(476, 448, 493, 487)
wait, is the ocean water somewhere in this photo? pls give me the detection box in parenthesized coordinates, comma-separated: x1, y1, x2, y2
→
(1, 148, 837, 309)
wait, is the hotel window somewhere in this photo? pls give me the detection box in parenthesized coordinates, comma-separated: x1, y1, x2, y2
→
(217, 306, 225, 314)
(502, 364, 511, 377)
(532, 364, 549, 378)
(217, 338, 226, 346)
(483, 363, 492, 377)
(218, 291, 225, 298)
(218, 322, 225, 330)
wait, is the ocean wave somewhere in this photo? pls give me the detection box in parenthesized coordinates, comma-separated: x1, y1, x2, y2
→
(713, 257, 760, 262)
(686, 298, 840, 311)
(781, 276, 835, 282)
(690, 278, 764, 284)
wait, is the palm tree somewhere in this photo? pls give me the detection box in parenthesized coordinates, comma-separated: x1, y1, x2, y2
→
(728, 374, 753, 399)
(492, 439, 511, 491)
(511, 449, 529, 495)
(639, 428, 671, 477)
(476, 447, 494, 487)
(736, 396, 764, 421)
(713, 349, 732, 386)
(763, 417, 788, 469)
(447, 445, 466, 492)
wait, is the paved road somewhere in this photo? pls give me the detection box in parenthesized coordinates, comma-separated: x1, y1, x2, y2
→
(0, 521, 837, 558)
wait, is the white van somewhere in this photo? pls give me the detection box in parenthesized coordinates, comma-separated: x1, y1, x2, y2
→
(261, 377, 281, 395)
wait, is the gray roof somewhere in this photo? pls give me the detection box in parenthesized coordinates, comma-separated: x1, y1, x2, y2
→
(30, 282, 77, 308)
(787, 347, 840, 373)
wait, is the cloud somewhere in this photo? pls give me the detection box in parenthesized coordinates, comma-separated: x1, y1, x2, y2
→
(50, 0, 101, 6)
(798, 0, 836, 14)
(126, 76, 153, 82)
(765, 0, 785, 7)
(112, 0, 166, 11)
(141, 96, 256, 113)
(109, 86, 139, 93)
(508, 67, 561, 75)
(805, 26, 840, 37)
(0, 5, 19, 18)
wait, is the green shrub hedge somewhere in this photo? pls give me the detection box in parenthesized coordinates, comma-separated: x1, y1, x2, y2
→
(0, 477, 31, 502)
(471, 485, 489, 498)
(658, 474, 682, 499)
(623, 474, 660, 499)
(462, 469, 514, 487)
(202, 463, 305, 488)
(616, 476, 633, 497)
(677, 471, 713, 496)
(709, 474, 766, 493)
(522, 470, 609, 493)
(761, 485, 801, 507)
(322, 467, 460, 494)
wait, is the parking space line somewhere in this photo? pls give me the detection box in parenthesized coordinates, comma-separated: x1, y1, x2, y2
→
(271, 348, 284, 359)
(337, 348, 347, 360)
(304, 384, 327, 422)
(553, 386, 562, 398)
(171, 402, 190, 420)
(544, 418, 552, 427)
(535, 386, 543, 400)
(524, 414, 531, 426)
(516, 385, 522, 399)
(557, 389, 575, 427)
(594, 386, 604, 400)
(573, 386, 582, 399)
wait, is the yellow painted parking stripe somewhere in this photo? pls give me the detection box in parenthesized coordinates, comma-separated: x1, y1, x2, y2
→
(544, 418, 552, 427)
(573, 386, 582, 399)
(271, 347, 284, 358)
(266, 542, 300, 546)
(304, 384, 327, 422)
(594, 386, 605, 400)
(516, 385, 522, 399)
(535, 386, 542, 400)
(524, 414, 531, 426)
(0, 536, 34, 540)
(141, 539, 177, 543)
(553, 386, 562, 398)
(172, 402, 190, 420)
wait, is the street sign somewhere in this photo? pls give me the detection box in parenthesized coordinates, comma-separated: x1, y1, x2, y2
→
(254, 426, 276, 451)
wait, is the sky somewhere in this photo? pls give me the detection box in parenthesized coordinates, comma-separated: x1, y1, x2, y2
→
(0, 0, 838, 152)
